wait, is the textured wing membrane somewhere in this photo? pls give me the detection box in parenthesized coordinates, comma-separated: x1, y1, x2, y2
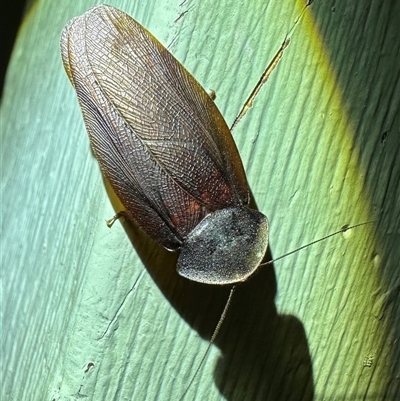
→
(61, 5, 249, 247)
(62, 16, 204, 248)
(84, 6, 249, 204)
(76, 84, 195, 248)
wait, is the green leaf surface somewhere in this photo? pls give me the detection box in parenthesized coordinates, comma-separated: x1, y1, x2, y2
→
(2, 0, 399, 400)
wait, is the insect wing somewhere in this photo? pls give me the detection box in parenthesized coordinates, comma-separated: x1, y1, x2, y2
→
(60, 5, 249, 248)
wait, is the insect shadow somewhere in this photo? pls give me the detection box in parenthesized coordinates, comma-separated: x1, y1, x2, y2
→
(105, 181, 314, 400)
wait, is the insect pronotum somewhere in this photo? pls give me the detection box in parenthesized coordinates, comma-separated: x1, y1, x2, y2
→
(60, 3, 370, 399)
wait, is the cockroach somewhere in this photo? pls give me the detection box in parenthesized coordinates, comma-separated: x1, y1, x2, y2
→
(61, 5, 269, 286)
(60, 4, 370, 399)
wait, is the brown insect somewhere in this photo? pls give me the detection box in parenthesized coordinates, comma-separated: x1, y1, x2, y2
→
(60, 5, 269, 286)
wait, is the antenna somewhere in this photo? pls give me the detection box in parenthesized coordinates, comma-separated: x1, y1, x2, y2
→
(179, 286, 236, 401)
(230, 0, 315, 130)
(260, 221, 375, 267)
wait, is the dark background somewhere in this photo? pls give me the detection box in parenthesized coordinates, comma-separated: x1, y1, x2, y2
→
(1, 0, 27, 99)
